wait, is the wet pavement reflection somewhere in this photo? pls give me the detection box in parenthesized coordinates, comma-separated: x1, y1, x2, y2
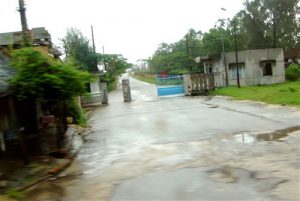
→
(22, 76, 300, 201)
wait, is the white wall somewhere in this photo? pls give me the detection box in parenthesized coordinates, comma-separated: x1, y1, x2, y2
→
(221, 48, 285, 86)
(90, 80, 101, 94)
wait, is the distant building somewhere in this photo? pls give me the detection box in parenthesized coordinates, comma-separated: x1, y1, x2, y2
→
(284, 48, 300, 66)
(0, 27, 61, 58)
(195, 48, 285, 87)
(0, 28, 62, 156)
(136, 59, 149, 70)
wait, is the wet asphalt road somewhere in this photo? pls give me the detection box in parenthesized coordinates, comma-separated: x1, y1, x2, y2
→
(24, 75, 300, 201)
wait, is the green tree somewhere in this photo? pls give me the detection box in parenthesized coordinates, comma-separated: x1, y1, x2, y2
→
(199, 27, 233, 55)
(98, 54, 131, 77)
(239, 0, 300, 49)
(239, 0, 271, 49)
(62, 28, 98, 72)
(97, 53, 132, 90)
(264, 0, 299, 48)
(9, 48, 94, 104)
(148, 29, 201, 73)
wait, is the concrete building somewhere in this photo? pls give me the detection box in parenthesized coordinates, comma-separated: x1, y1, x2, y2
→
(196, 48, 285, 87)
(136, 59, 149, 70)
(0, 27, 61, 58)
(284, 48, 300, 66)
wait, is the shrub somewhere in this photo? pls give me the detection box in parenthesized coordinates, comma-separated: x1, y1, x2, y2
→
(285, 64, 300, 81)
(65, 98, 87, 127)
(5, 189, 24, 199)
(10, 48, 94, 102)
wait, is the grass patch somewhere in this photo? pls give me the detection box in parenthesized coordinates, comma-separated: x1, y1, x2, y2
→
(131, 73, 156, 84)
(5, 189, 24, 200)
(210, 81, 300, 106)
(107, 79, 117, 92)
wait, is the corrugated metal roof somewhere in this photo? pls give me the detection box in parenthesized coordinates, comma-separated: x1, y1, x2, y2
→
(0, 27, 51, 46)
(32, 27, 51, 41)
(0, 31, 24, 45)
(0, 52, 14, 95)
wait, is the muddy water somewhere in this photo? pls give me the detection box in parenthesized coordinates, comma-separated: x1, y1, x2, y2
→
(233, 126, 300, 144)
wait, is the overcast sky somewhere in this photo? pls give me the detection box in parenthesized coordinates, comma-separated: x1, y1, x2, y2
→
(0, 0, 245, 63)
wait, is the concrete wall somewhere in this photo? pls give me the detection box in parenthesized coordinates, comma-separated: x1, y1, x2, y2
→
(221, 48, 285, 86)
(80, 78, 103, 106)
(203, 59, 226, 87)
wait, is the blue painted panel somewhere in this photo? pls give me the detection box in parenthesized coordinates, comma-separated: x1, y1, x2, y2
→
(157, 85, 184, 96)
(156, 74, 184, 96)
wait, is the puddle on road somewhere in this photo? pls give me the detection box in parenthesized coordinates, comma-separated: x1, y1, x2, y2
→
(256, 126, 300, 142)
(234, 126, 300, 145)
(257, 132, 288, 141)
(234, 132, 256, 144)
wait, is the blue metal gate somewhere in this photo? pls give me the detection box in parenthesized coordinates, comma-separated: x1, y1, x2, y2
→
(156, 75, 184, 96)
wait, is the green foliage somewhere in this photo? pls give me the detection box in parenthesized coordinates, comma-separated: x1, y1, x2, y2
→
(148, 29, 201, 73)
(65, 98, 88, 126)
(239, 0, 300, 49)
(98, 54, 131, 77)
(200, 27, 233, 55)
(102, 73, 117, 91)
(131, 73, 156, 84)
(9, 48, 94, 103)
(5, 189, 24, 199)
(285, 64, 300, 81)
(62, 28, 98, 72)
(98, 54, 132, 91)
(210, 81, 300, 106)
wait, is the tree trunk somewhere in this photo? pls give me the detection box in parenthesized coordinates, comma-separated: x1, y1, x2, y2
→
(272, 11, 277, 48)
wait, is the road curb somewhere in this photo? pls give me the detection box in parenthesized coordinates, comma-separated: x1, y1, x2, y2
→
(17, 153, 79, 193)
(16, 133, 84, 193)
(48, 160, 72, 175)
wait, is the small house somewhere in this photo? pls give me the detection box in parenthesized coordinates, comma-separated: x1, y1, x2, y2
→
(284, 48, 300, 66)
(0, 50, 42, 156)
(196, 48, 285, 87)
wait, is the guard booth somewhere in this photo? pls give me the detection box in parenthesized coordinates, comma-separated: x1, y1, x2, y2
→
(156, 75, 184, 96)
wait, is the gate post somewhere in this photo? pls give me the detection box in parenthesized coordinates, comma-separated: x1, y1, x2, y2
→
(100, 82, 108, 104)
(183, 74, 191, 96)
(122, 78, 131, 102)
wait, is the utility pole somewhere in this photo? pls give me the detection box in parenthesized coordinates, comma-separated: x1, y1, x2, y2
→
(185, 34, 191, 71)
(18, 0, 30, 46)
(221, 36, 228, 86)
(91, 25, 96, 53)
(221, 7, 240, 88)
(185, 34, 190, 58)
(233, 19, 240, 88)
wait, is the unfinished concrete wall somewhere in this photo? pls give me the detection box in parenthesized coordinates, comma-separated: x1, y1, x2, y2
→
(222, 48, 285, 86)
(203, 60, 226, 88)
